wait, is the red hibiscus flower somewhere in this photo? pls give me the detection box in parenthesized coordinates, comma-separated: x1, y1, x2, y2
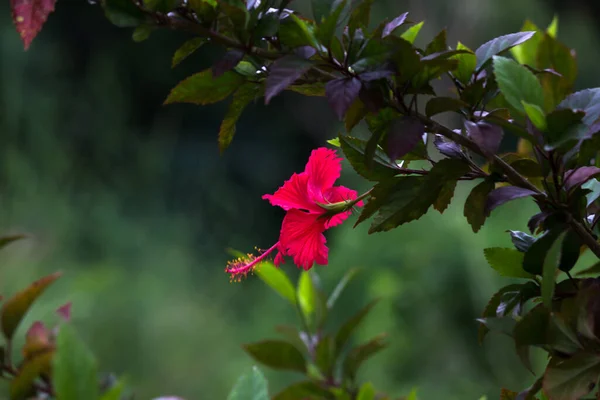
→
(226, 147, 364, 280)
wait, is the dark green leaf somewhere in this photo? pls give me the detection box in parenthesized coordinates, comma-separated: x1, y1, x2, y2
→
(315, 335, 335, 376)
(311, 0, 333, 23)
(53, 324, 99, 400)
(342, 334, 387, 379)
(344, 99, 368, 132)
(339, 136, 399, 181)
(219, 83, 258, 152)
(483, 248, 534, 279)
(144, 0, 177, 12)
(544, 108, 586, 149)
(542, 232, 567, 308)
(523, 228, 565, 275)
(348, 0, 374, 34)
(316, 0, 346, 46)
(424, 29, 447, 55)
(289, 83, 326, 97)
(493, 56, 544, 114)
(132, 25, 153, 42)
(464, 179, 495, 233)
(102, 0, 146, 27)
(10, 351, 53, 400)
(275, 325, 308, 353)
(543, 353, 600, 400)
(369, 159, 470, 233)
(164, 69, 244, 105)
(243, 340, 306, 372)
(537, 33, 577, 111)
(273, 381, 332, 400)
(265, 56, 312, 104)
(172, 38, 205, 68)
(433, 179, 458, 213)
(355, 177, 421, 227)
(577, 262, 600, 276)
(279, 15, 319, 49)
(1, 272, 62, 340)
(0, 234, 26, 250)
(425, 97, 468, 117)
(334, 299, 378, 357)
(227, 366, 269, 400)
(476, 316, 517, 337)
(475, 31, 536, 70)
(559, 229, 582, 273)
(256, 261, 297, 306)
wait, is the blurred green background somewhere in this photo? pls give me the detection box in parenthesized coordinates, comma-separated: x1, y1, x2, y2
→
(1, 1, 600, 399)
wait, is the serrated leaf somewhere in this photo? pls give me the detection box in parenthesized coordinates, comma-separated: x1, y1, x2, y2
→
(53, 324, 99, 400)
(464, 179, 495, 233)
(243, 341, 306, 372)
(433, 180, 458, 213)
(326, 78, 362, 120)
(342, 333, 387, 379)
(483, 248, 534, 279)
(227, 366, 269, 400)
(339, 136, 399, 181)
(464, 120, 504, 154)
(543, 353, 600, 400)
(1, 272, 62, 340)
(334, 299, 378, 357)
(265, 56, 312, 104)
(256, 262, 296, 306)
(493, 56, 544, 114)
(475, 31, 536, 70)
(164, 69, 244, 105)
(484, 186, 537, 217)
(219, 83, 258, 152)
(11, 0, 56, 50)
(400, 21, 423, 44)
(369, 159, 470, 232)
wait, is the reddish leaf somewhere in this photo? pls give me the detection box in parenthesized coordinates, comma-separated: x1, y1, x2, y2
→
(465, 120, 504, 154)
(325, 77, 363, 120)
(1, 271, 62, 340)
(485, 186, 537, 216)
(265, 56, 312, 104)
(212, 49, 245, 78)
(385, 116, 425, 160)
(23, 321, 53, 360)
(56, 302, 72, 322)
(381, 12, 408, 38)
(11, 0, 56, 50)
(564, 166, 600, 192)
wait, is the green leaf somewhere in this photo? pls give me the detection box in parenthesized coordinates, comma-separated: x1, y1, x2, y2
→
(334, 299, 378, 357)
(1, 272, 62, 340)
(475, 31, 536, 70)
(315, 335, 335, 376)
(327, 138, 341, 147)
(172, 38, 206, 68)
(339, 136, 399, 182)
(311, 0, 333, 23)
(289, 83, 326, 97)
(275, 325, 308, 353)
(451, 42, 476, 84)
(544, 108, 586, 148)
(463, 179, 495, 233)
(102, 0, 146, 27)
(543, 353, 600, 400)
(509, 20, 542, 67)
(219, 83, 258, 153)
(342, 333, 387, 379)
(164, 69, 244, 105)
(279, 15, 319, 49)
(344, 99, 367, 132)
(316, 0, 346, 46)
(523, 229, 564, 275)
(542, 231, 567, 308)
(493, 56, 544, 114)
(0, 234, 26, 250)
(99, 380, 126, 400)
(53, 324, 99, 400)
(10, 351, 53, 400)
(348, 0, 374, 34)
(256, 262, 297, 306)
(558, 229, 581, 273)
(400, 21, 423, 44)
(537, 33, 578, 111)
(144, 0, 177, 12)
(483, 248, 534, 279)
(368, 159, 470, 233)
(357, 382, 376, 400)
(425, 96, 467, 117)
(297, 270, 318, 321)
(576, 261, 600, 276)
(547, 15, 559, 38)
(132, 25, 153, 42)
(522, 101, 547, 131)
(425, 29, 447, 55)
(243, 341, 306, 373)
(327, 268, 359, 309)
(273, 381, 332, 400)
(227, 366, 269, 400)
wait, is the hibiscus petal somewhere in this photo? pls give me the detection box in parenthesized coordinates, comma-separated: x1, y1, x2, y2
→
(324, 185, 362, 228)
(279, 210, 328, 270)
(262, 172, 322, 213)
(304, 148, 342, 201)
